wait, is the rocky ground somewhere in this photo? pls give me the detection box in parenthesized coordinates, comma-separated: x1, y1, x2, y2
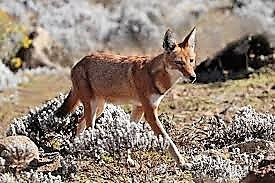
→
(0, 0, 274, 182)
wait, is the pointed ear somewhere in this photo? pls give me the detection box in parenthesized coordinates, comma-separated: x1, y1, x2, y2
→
(162, 29, 176, 52)
(179, 27, 196, 50)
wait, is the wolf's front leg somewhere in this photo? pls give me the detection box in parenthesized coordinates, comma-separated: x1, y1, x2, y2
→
(130, 105, 144, 122)
(76, 116, 86, 136)
(141, 101, 185, 167)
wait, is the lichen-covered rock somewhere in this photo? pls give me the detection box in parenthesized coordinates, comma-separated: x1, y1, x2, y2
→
(0, 135, 39, 169)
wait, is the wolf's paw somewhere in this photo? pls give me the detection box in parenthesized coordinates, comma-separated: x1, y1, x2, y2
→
(177, 159, 192, 171)
(75, 122, 86, 136)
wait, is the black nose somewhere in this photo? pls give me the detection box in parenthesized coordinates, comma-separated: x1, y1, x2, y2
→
(189, 76, 196, 83)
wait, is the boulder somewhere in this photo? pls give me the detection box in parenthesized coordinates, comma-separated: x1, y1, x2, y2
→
(241, 156, 275, 183)
(15, 27, 73, 70)
(195, 34, 274, 83)
(0, 135, 39, 169)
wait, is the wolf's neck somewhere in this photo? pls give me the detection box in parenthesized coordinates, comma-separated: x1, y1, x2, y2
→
(149, 53, 182, 95)
(149, 53, 165, 73)
(151, 53, 182, 84)
(166, 68, 182, 85)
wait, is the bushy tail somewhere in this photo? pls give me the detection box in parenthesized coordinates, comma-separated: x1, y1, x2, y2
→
(55, 89, 79, 117)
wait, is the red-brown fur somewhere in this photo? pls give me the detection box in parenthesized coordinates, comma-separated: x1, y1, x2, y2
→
(56, 28, 197, 167)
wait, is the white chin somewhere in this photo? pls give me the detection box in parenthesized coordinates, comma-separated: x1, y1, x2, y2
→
(181, 77, 189, 83)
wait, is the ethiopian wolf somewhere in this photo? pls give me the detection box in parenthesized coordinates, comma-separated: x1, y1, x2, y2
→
(56, 27, 197, 167)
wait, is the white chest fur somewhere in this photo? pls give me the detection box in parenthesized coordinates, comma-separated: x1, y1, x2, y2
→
(150, 94, 164, 108)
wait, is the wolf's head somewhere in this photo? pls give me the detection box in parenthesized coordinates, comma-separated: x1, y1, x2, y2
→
(162, 27, 197, 83)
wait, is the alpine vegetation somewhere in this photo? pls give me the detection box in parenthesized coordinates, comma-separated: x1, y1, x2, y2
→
(202, 106, 275, 149)
(0, 0, 244, 57)
(0, 61, 58, 92)
(0, 171, 63, 183)
(70, 106, 170, 160)
(189, 150, 266, 181)
(175, 106, 274, 181)
(0, 61, 26, 91)
(5, 94, 275, 182)
(7, 94, 170, 160)
(233, 0, 275, 42)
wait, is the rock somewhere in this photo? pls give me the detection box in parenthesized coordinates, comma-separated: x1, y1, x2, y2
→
(195, 34, 274, 83)
(0, 135, 39, 169)
(27, 27, 73, 68)
(14, 27, 73, 70)
(241, 156, 275, 183)
(0, 9, 72, 71)
(228, 139, 275, 154)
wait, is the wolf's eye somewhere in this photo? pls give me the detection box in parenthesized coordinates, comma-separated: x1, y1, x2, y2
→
(175, 61, 185, 67)
(190, 59, 194, 63)
(175, 61, 182, 65)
